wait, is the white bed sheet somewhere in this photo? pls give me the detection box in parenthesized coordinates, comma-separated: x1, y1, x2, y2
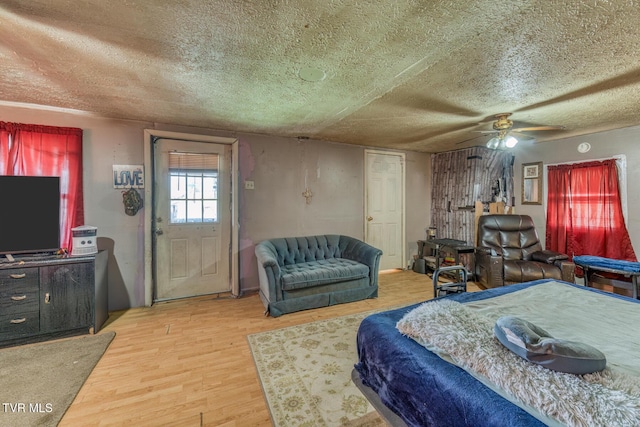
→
(465, 280, 640, 376)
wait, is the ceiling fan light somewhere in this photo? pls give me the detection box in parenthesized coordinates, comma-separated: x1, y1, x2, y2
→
(486, 137, 499, 149)
(505, 136, 518, 148)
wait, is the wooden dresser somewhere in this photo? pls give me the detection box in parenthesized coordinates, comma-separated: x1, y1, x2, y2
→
(0, 251, 108, 347)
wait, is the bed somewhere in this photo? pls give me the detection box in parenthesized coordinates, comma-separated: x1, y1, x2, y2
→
(353, 279, 640, 427)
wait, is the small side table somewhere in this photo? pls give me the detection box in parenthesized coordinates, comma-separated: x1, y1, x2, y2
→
(418, 238, 475, 279)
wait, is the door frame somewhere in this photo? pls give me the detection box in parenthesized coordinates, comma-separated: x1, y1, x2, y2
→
(143, 129, 239, 306)
(364, 149, 406, 270)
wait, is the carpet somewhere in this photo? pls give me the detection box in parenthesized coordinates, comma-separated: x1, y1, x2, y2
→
(0, 332, 116, 427)
(248, 312, 386, 427)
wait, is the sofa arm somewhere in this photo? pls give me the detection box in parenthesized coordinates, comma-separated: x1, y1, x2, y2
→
(531, 249, 569, 264)
(475, 246, 504, 288)
(557, 260, 576, 283)
(255, 241, 283, 301)
(530, 250, 575, 282)
(338, 236, 383, 286)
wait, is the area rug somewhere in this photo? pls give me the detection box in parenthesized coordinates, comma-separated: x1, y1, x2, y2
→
(0, 332, 116, 427)
(248, 312, 386, 427)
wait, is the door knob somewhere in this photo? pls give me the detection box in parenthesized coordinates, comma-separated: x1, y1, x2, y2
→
(155, 227, 163, 236)
(367, 216, 373, 222)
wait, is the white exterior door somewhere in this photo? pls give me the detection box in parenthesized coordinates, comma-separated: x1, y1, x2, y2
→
(153, 139, 231, 301)
(365, 150, 405, 270)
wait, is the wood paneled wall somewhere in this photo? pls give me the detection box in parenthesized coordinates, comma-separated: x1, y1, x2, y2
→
(430, 147, 514, 244)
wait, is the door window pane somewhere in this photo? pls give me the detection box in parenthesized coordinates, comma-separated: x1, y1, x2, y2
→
(203, 176, 217, 199)
(203, 200, 217, 222)
(168, 152, 219, 224)
(171, 174, 187, 199)
(187, 200, 203, 222)
(187, 175, 202, 199)
(171, 200, 186, 223)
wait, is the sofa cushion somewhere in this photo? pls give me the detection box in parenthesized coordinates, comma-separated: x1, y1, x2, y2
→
(280, 258, 369, 291)
(270, 235, 343, 266)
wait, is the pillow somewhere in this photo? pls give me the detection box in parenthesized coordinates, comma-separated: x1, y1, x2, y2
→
(531, 250, 569, 263)
(494, 316, 606, 375)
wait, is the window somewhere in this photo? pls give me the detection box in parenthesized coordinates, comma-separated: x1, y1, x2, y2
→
(0, 122, 83, 251)
(546, 158, 636, 261)
(168, 152, 219, 224)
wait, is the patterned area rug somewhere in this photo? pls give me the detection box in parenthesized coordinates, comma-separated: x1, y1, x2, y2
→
(248, 312, 386, 427)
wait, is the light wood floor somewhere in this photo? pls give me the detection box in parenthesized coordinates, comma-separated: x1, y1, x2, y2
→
(61, 270, 483, 426)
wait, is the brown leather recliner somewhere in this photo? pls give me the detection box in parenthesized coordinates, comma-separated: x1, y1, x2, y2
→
(475, 214, 575, 288)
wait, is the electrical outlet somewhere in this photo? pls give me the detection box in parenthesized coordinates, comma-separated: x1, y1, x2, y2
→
(245, 180, 255, 190)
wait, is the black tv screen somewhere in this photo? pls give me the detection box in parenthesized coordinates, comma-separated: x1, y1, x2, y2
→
(0, 176, 61, 255)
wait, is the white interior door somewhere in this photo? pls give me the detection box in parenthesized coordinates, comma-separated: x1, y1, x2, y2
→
(365, 150, 405, 270)
(153, 139, 231, 301)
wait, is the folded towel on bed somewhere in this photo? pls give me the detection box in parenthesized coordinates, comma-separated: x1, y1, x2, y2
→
(494, 316, 606, 374)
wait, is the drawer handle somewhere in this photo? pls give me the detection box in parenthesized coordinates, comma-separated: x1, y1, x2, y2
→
(11, 295, 27, 301)
(9, 274, 26, 279)
(10, 318, 26, 324)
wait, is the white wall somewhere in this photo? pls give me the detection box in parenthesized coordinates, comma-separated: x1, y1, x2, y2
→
(513, 126, 640, 252)
(405, 150, 432, 264)
(0, 105, 431, 309)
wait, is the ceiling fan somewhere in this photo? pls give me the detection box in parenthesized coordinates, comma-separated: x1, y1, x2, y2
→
(478, 113, 565, 149)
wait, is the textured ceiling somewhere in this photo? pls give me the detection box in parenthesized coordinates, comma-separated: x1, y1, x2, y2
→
(2, 1, 640, 152)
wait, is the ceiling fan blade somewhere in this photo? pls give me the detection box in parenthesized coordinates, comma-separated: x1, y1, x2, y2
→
(511, 125, 566, 132)
(421, 98, 480, 118)
(473, 130, 499, 134)
(455, 134, 489, 145)
(531, 137, 568, 144)
(516, 66, 640, 112)
(378, 94, 482, 118)
(510, 131, 535, 141)
(396, 120, 480, 145)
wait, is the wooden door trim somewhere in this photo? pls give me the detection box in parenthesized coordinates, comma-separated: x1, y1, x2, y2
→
(363, 149, 406, 270)
(143, 129, 239, 307)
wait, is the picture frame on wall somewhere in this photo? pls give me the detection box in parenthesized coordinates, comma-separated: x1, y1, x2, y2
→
(523, 163, 539, 179)
(522, 162, 542, 205)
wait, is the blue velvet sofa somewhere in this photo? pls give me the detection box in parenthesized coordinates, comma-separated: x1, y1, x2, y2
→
(254, 235, 383, 317)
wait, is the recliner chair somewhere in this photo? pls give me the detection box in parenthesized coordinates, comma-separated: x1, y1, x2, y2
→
(475, 214, 575, 288)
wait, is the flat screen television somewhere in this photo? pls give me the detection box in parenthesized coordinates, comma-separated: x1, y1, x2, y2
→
(0, 175, 61, 255)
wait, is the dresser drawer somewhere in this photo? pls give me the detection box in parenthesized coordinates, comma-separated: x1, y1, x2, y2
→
(0, 278, 39, 296)
(0, 293, 39, 315)
(0, 290, 39, 314)
(0, 269, 39, 316)
(0, 311, 40, 337)
(0, 267, 39, 287)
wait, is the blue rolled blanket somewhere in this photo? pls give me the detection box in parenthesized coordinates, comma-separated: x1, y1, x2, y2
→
(573, 255, 640, 273)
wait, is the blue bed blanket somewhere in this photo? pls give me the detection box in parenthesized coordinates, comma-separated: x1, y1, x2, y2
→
(354, 280, 639, 427)
(354, 283, 549, 427)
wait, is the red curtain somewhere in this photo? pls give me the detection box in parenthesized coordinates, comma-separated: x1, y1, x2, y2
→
(546, 159, 636, 261)
(0, 122, 84, 251)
